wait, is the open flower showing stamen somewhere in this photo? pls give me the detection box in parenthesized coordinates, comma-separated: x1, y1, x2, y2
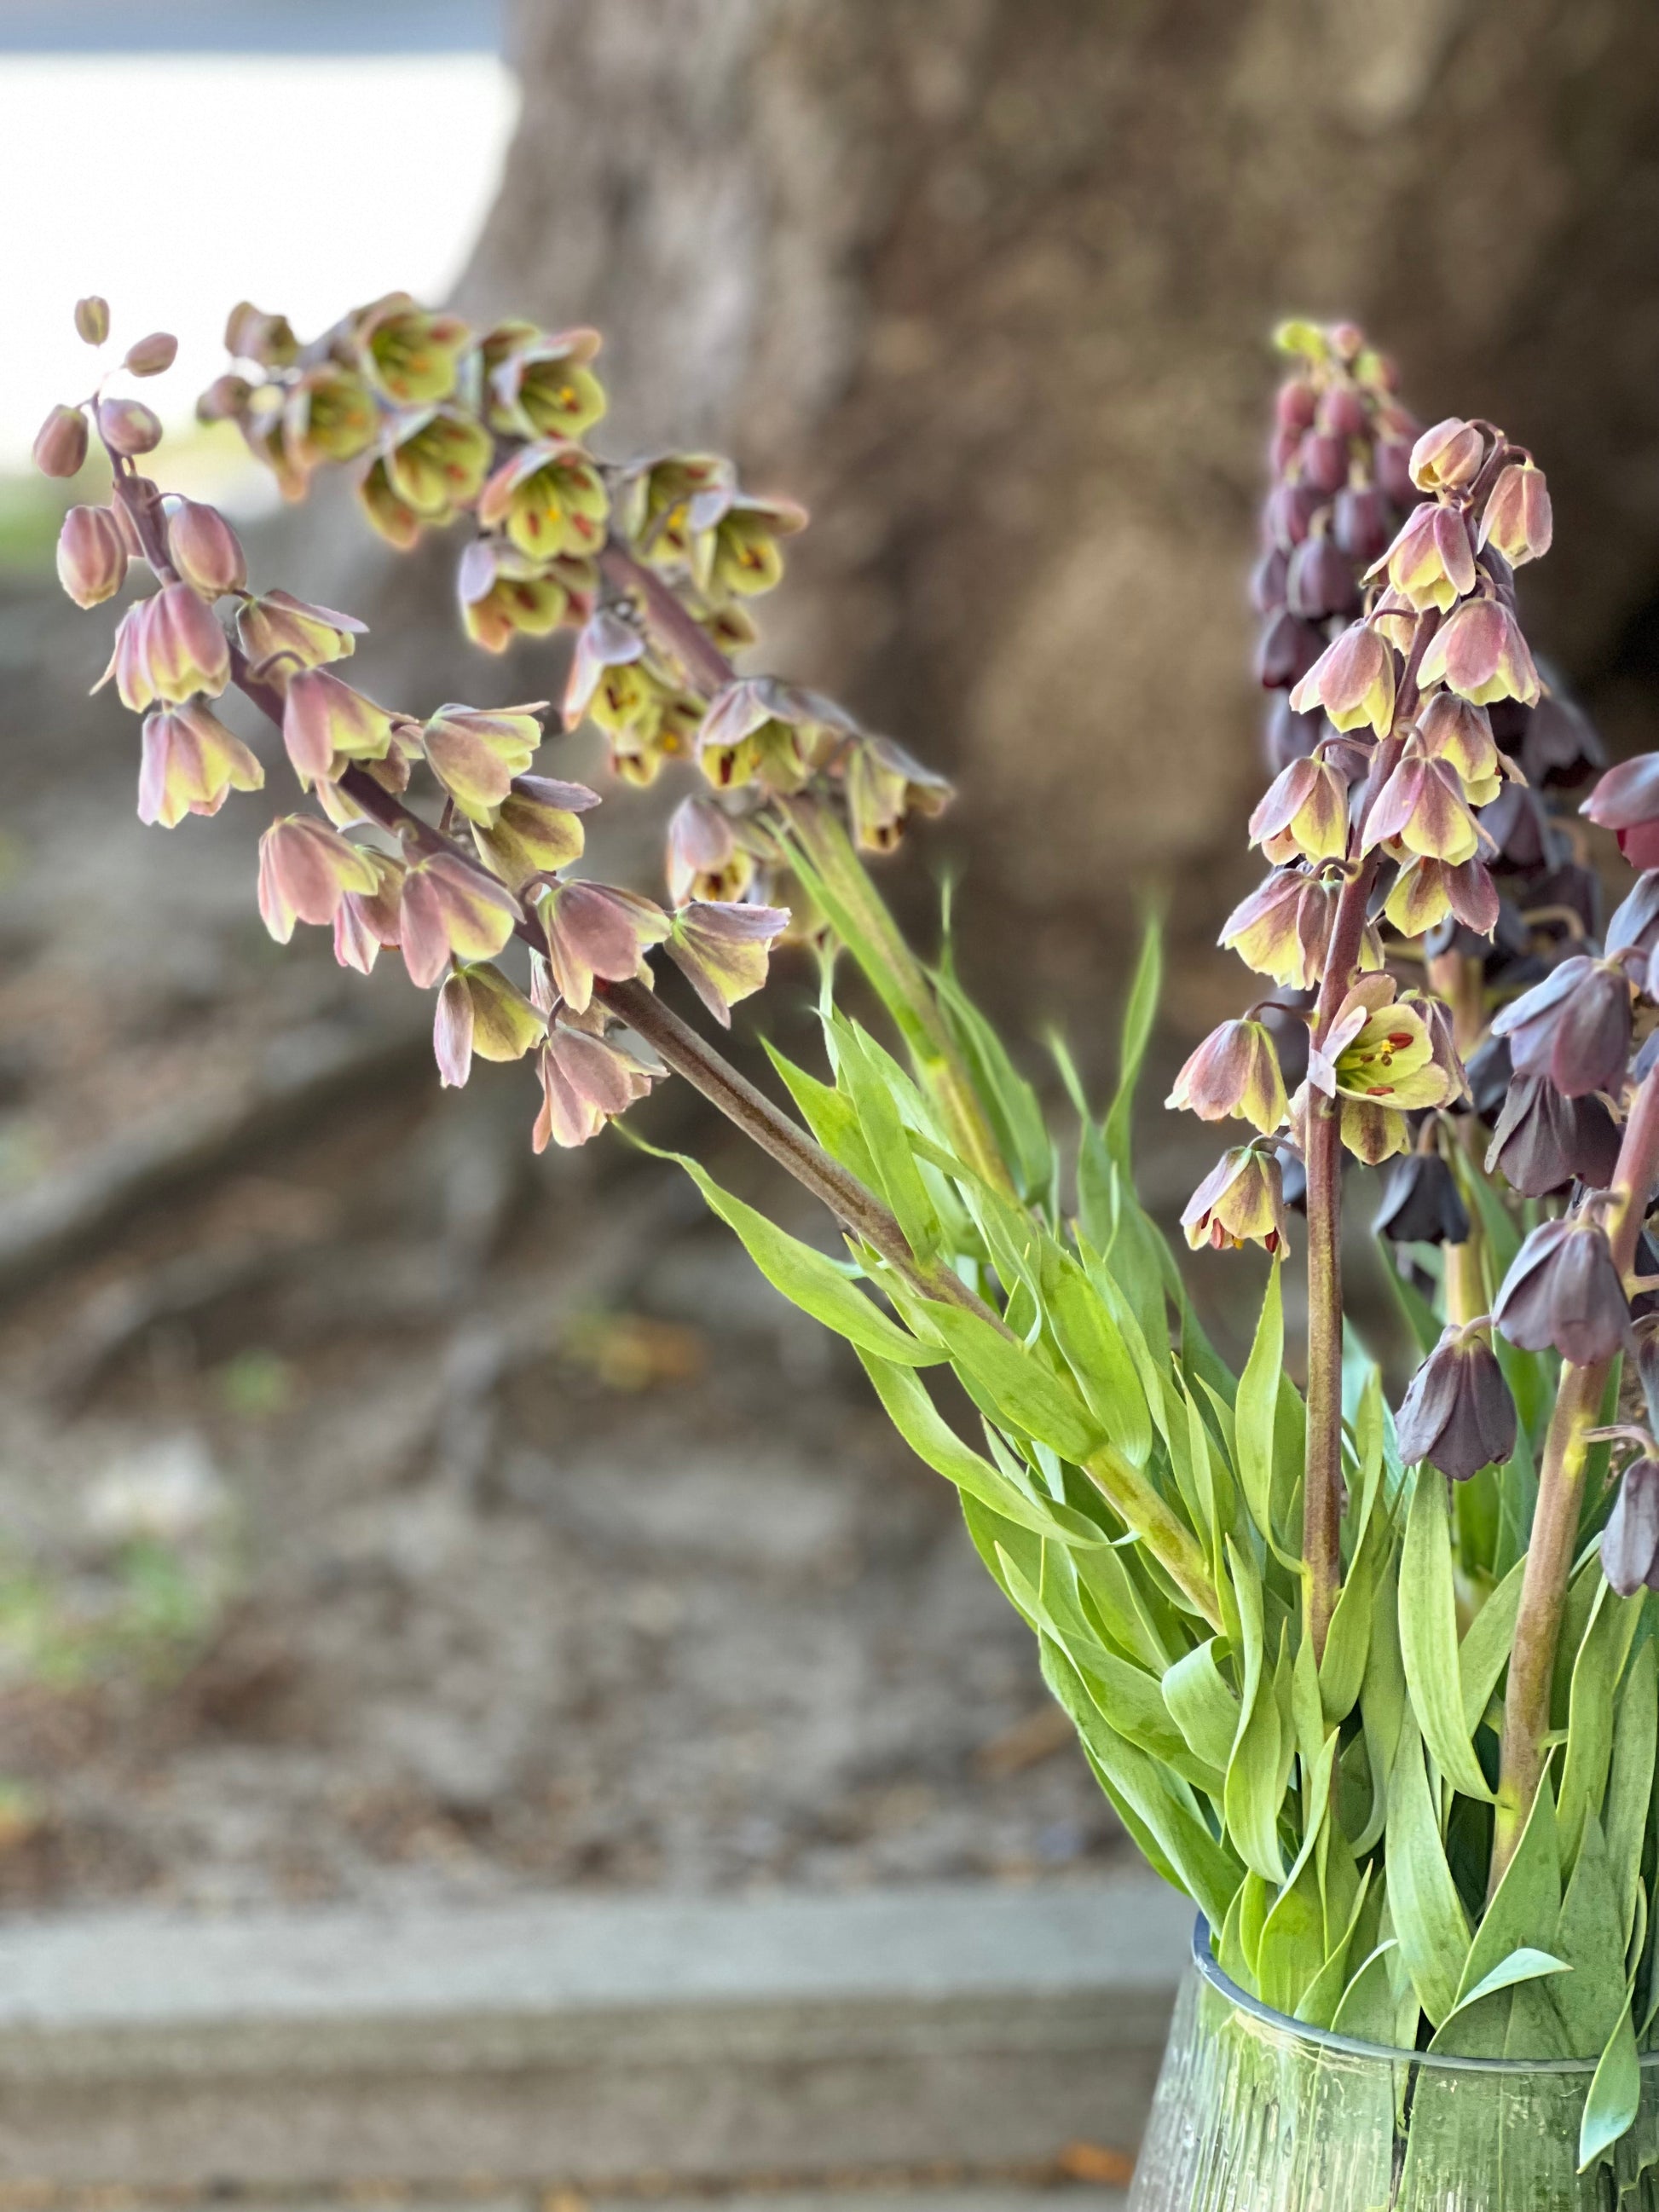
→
(458, 540, 591, 653)
(353, 293, 471, 407)
(665, 795, 755, 906)
(483, 322, 606, 441)
(477, 438, 610, 560)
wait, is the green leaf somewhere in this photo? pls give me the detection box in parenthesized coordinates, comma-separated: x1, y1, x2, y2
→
(1553, 1814, 1628, 2059)
(1330, 1938, 1400, 2042)
(1104, 920, 1160, 1175)
(1320, 1516, 1378, 1728)
(1398, 1469, 1494, 1802)
(1607, 1636, 1656, 1957)
(761, 1040, 880, 1188)
(1236, 1263, 1297, 1562)
(931, 965, 1052, 1198)
(1038, 1244, 1153, 1469)
(1162, 1640, 1240, 1776)
(1295, 1864, 1374, 2030)
(1356, 1546, 1407, 1857)
(858, 1353, 1110, 1548)
(1449, 1769, 1561, 2032)
(1558, 1581, 1645, 1878)
(1581, 2007, 1640, 2172)
(824, 1020, 941, 1261)
(1444, 1948, 1569, 2023)
(1224, 1537, 1286, 1882)
(1460, 1557, 1525, 1735)
(1384, 1716, 1471, 2027)
(645, 1144, 944, 1367)
(916, 1297, 1101, 1463)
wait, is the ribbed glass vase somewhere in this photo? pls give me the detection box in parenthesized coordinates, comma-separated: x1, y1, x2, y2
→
(1130, 1923, 1659, 2211)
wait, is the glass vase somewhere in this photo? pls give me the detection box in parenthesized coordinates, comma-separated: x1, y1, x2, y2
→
(1130, 1921, 1659, 2211)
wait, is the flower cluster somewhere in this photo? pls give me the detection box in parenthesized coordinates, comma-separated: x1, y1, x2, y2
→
(39, 296, 794, 1152)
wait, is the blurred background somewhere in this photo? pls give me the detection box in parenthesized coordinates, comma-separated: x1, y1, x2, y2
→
(0, 0, 1656, 1923)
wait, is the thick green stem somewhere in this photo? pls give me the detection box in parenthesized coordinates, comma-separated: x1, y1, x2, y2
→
(1489, 1065, 1659, 1891)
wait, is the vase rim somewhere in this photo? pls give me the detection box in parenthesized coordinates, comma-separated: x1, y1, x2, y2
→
(1192, 1916, 1659, 2077)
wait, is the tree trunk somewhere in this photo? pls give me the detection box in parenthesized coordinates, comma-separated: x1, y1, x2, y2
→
(458, 0, 1659, 1064)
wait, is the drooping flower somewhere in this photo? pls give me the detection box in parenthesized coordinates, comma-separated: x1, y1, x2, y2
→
(165, 499, 246, 598)
(532, 1022, 659, 1151)
(683, 485, 809, 598)
(398, 852, 523, 989)
(1165, 1019, 1287, 1135)
(256, 816, 383, 943)
(663, 902, 790, 1025)
(1394, 1325, 1517, 1481)
(1219, 869, 1349, 992)
(1414, 692, 1511, 807)
(1416, 599, 1541, 708)
(1373, 502, 1476, 614)
(1373, 1151, 1471, 1245)
(332, 849, 406, 974)
(236, 591, 365, 684)
(1247, 752, 1350, 864)
(432, 962, 546, 1087)
(538, 879, 670, 1014)
(353, 292, 471, 407)
(1478, 462, 1552, 569)
(1361, 737, 1483, 864)
(381, 406, 494, 519)
(613, 453, 735, 569)
(281, 364, 379, 476)
(1603, 1458, 1659, 1597)
(1180, 1146, 1290, 1256)
(356, 454, 425, 551)
(1408, 418, 1484, 494)
(1288, 621, 1396, 736)
(56, 505, 127, 607)
(1383, 854, 1500, 939)
(844, 736, 954, 853)
(1490, 956, 1633, 1099)
(1494, 1215, 1630, 1366)
(470, 775, 599, 888)
(223, 300, 298, 367)
(419, 702, 546, 823)
(1605, 872, 1659, 970)
(1581, 754, 1659, 872)
(477, 438, 610, 560)
(137, 703, 264, 828)
(281, 669, 400, 782)
(1484, 1074, 1621, 1199)
(697, 679, 853, 794)
(457, 539, 591, 653)
(665, 795, 756, 905)
(98, 583, 231, 711)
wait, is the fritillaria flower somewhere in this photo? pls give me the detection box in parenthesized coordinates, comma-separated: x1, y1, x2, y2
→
(1384, 854, 1500, 939)
(166, 500, 246, 597)
(1582, 754, 1659, 872)
(332, 849, 406, 974)
(1361, 736, 1483, 865)
(539, 879, 670, 1014)
(1181, 1146, 1289, 1256)
(1605, 871, 1659, 971)
(1309, 975, 1456, 1112)
(1288, 621, 1396, 737)
(99, 582, 231, 712)
(1248, 752, 1350, 865)
(1394, 1323, 1517, 1481)
(56, 505, 127, 607)
(845, 735, 954, 854)
(1372, 502, 1475, 614)
(98, 396, 163, 457)
(1408, 417, 1484, 494)
(281, 668, 400, 782)
(1490, 956, 1633, 1099)
(1414, 692, 1509, 807)
(223, 300, 298, 367)
(1165, 1018, 1287, 1135)
(683, 485, 809, 598)
(483, 321, 607, 441)
(281, 364, 378, 476)
(1373, 1150, 1470, 1246)
(257, 816, 383, 943)
(1494, 1214, 1630, 1366)
(398, 852, 522, 989)
(34, 404, 89, 477)
(432, 962, 546, 1087)
(470, 775, 598, 889)
(697, 679, 853, 795)
(1415, 599, 1540, 708)
(532, 1022, 659, 1151)
(1478, 462, 1552, 569)
(457, 539, 590, 654)
(1220, 869, 1352, 992)
(382, 406, 494, 520)
(1602, 1457, 1659, 1597)
(665, 795, 756, 906)
(477, 438, 610, 560)
(236, 590, 365, 683)
(663, 901, 790, 1026)
(138, 703, 264, 828)
(420, 702, 545, 823)
(1484, 1074, 1621, 1198)
(353, 292, 471, 407)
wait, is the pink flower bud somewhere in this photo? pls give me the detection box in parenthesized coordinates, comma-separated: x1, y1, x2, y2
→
(33, 404, 89, 479)
(223, 301, 298, 367)
(256, 817, 382, 944)
(1477, 463, 1552, 569)
(98, 396, 163, 456)
(74, 296, 110, 346)
(138, 702, 263, 828)
(1408, 418, 1484, 494)
(1416, 598, 1540, 708)
(55, 505, 128, 608)
(167, 500, 246, 597)
(124, 331, 178, 378)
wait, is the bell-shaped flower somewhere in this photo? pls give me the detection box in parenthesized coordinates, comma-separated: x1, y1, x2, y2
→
(57, 504, 127, 607)
(1485, 1073, 1621, 1199)
(1478, 462, 1552, 569)
(420, 702, 545, 824)
(353, 292, 470, 407)
(1394, 1324, 1517, 1481)
(665, 795, 756, 905)
(332, 849, 406, 974)
(663, 901, 790, 1027)
(1361, 736, 1483, 864)
(1289, 621, 1396, 736)
(477, 438, 610, 560)
(281, 365, 378, 476)
(684, 485, 809, 599)
(697, 678, 853, 794)
(356, 454, 425, 551)
(1180, 1145, 1289, 1256)
(398, 852, 522, 989)
(432, 962, 546, 1088)
(538, 879, 670, 1014)
(257, 816, 383, 944)
(1384, 854, 1499, 939)
(236, 591, 365, 686)
(1494, 1213, 1630, 1366)
(1582, 753, 1659, 872)
(1491, 955, 1633, 1099)
(1409, 418, 1485, 494)
(532, 1021, 659, 1152)
(223, 300, 298, 367)
(98, 582, 231, 712)
(471, 774, 599, 889)
(1165, 1018, 1287, 1135)
(1416, 599, 1541, 707)
(1219, 868, 1374, 992)
(844, 735, 954, 853)
(1373, 502, 1476, 613)
(137, 702, 264, 828)
(1413, 691, 1514, 807)
(613, 453, 734, 569)
(383, 406, 493, 519)
(1373, 1151, 1470, 1245)
(483, 321, 606, 440)
(1285, 534, 1359, 621)
(458, 539, 591, 653)
(281, 669, 400, 782)
(1309, 974, 1457, 1114)
(166, 500, 246, 598)
(1606, 871, 1659, 970)
(1602, 1458, 1659, 1597)
(1248, 751, 1350, 865)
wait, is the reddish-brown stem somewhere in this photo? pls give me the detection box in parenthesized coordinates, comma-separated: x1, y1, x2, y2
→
(1489, 1065, 1659, 1891)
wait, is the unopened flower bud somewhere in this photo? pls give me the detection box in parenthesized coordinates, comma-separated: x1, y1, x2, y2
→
(1494, 1215, 1629, 1366)
(1485, 1074, 1621, 1198)
(1603, 1457, 1659, 1597)
(97, 396, 163, 456)
(124, 331, 177, 378)
(56, 504, 127, 608)
(1415, 598, 1540, 707)
(1288, 621, 1396, 736)
(1374, 1152, 1470, 1245)
(1298, 430, 1347, 496)
(167, 500, 246, 597)
(1255, 609, 1324, 690)
(1332, 484, 1390, 563)
(664, 901, 790, 1026)
(1409, 418, 1484, 494)
(1165, 1018, 1287, 1134)
(1275, 378, 1316, 430)
(1376, 439, 1415, 505)
(1394, 1325, 1517, 1481)
(1491, 956, 1632, 1099)
(33, 403, 88, 478)
(74, 296, 110, 346)
(1478, 463, 1552, 569)
(223, 301, 298, 367)
(1180, 1146, 1289, 1257)
(1285, 536, 1360, 621)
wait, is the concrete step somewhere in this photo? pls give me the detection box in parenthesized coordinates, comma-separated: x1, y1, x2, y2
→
(0, 1874, 1189, 2190)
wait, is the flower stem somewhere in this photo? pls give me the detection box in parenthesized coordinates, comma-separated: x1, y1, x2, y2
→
(1489, 1065, 1659, 1891)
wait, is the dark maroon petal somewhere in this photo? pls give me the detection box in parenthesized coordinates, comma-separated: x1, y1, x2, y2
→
(1603, 1459, 1659, 1597)
(1373, 1153, 1470, 1245)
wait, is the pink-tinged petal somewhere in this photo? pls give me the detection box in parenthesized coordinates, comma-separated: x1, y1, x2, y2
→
(433, 974, 475, 1087)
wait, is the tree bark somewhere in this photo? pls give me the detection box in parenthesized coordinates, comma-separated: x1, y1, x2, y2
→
(458, 0, 1659, 1065)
